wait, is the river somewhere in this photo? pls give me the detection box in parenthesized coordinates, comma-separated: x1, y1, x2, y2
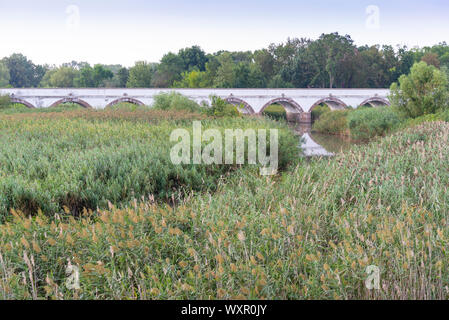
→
(293, 124, 362, 157)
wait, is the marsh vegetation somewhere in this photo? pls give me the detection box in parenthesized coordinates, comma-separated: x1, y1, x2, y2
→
(0, 61, 449, 300)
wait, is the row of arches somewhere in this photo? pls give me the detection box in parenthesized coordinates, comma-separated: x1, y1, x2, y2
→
(10, 97, 144, 109)
(227, 96, 391, 114)
(9, 95, 390, 113)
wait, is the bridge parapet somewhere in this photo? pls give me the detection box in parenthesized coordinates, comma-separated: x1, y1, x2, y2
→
(0, 88, 391, 123)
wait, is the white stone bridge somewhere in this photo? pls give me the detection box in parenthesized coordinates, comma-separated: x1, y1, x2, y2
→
(0, 88, 390, 123)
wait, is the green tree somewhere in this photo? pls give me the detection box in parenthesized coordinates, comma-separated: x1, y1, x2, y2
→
(233, 62, 251, 88)
(178, 46, 208, 71)
(269, 38, 305, 74)
(39, 68, 56, 87)
(421, 52, 440, 68)
(213, 53, 236, 88)
(0, 62, 10, 87)
(2, 53, 37, 87)
(173, 69, 210, 88)
(92, 65, 113, 87)
(247, 64, 266, 88)
(75, 65, 95, 87)
(392, 46, 416, 81)
(151, 53, 184, 87)
(46, 67, 79, 88)
(117, 67, 129, 87)
(202, 55, 221, 86)
(268, 74, 294, 88)
(127, 61, 155, 88)
(390, 61, 449, 118)
(254, 49, 275, 80)
(354, 45, 397, 88)
(429, 42, 449, 68)
(62, 61, 90, 70)
(233, 63, 266, 88)
(309, 33, 356, 88)
(279, 43, 316, 88)
(75, 64, 113, 87)
(206, 96, 241, 117)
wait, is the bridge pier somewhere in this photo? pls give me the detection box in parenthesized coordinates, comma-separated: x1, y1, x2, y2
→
(299, 112, 312, 124)
(286, 112, 312, 124)
(286, 112, 297, 123)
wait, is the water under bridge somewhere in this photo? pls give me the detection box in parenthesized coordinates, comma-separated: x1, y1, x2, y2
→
(0, 88, 390, 123)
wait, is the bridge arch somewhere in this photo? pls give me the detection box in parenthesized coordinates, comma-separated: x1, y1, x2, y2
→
(259, 97, 303, 114)
(50, 97, 93, 109)
(10, 97, 35, 109)
(310, 97, 347, 111)
(359, 97, 390, 108)
(225, 96, 255, 114)
(106, 97, 145, 108)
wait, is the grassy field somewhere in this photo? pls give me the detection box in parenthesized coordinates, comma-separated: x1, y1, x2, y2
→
(0, 106, 298, 221)
(0, 102, 448, 299)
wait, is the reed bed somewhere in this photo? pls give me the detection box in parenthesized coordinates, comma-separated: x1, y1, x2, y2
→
(0, 109, 297, 220)
(0, 122, 447, 300)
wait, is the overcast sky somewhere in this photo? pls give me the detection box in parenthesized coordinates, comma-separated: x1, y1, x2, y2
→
(1, 0, 448, 67)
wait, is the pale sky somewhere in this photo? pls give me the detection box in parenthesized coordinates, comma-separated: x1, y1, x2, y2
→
(1, 0, 448, 67)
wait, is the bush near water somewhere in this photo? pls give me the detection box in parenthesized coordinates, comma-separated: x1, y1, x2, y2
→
(312, 62, 449, 141)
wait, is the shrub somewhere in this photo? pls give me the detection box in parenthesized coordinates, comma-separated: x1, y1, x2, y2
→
(0, 94, 11, 109)
(439, 108, 449, 122)
(348, 107, 400, 140)
(0, 103, 90, 115)
(205, 96, 241, 118)
(312, 109, 349, 135)
(262, 104, 286, 121)
(0, 103, 31, 114)
(105, 102, 150, 111)
(311, 104, 331, 121)
(400, 112, 444, 129)
(390, 61, 449, 119)
(152, 92, 203, 113)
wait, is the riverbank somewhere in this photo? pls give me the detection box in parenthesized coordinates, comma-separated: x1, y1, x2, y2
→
(312, 104, 449, 142)
(1, 121, 447, 299)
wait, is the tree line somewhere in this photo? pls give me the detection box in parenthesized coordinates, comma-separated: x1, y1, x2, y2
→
(1, 33, 449, 89)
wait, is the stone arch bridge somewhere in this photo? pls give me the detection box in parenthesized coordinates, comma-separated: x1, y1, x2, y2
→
(0, 88, 390, 123)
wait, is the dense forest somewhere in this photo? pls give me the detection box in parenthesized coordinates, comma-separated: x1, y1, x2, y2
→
(1, 32, 449, 89)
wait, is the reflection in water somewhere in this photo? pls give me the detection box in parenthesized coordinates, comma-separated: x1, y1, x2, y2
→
(300, 132, 335, 157)
(292, 124, 360, 157)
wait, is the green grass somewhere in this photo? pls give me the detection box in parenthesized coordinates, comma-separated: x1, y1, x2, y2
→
(152, 92, 204, 113)
(262, 104, 287, 121)
(104, 102, 151, 112)
(0, 109, 298, 220)
(0, 121, 447, 299)
(312, 109, 350, 136)
(312, 106, 434, 141)
(311, 104, 331, 121)
(348, 107, 400, 141)
(0, 103, 84, 114)
(0, 94, 12, 109)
